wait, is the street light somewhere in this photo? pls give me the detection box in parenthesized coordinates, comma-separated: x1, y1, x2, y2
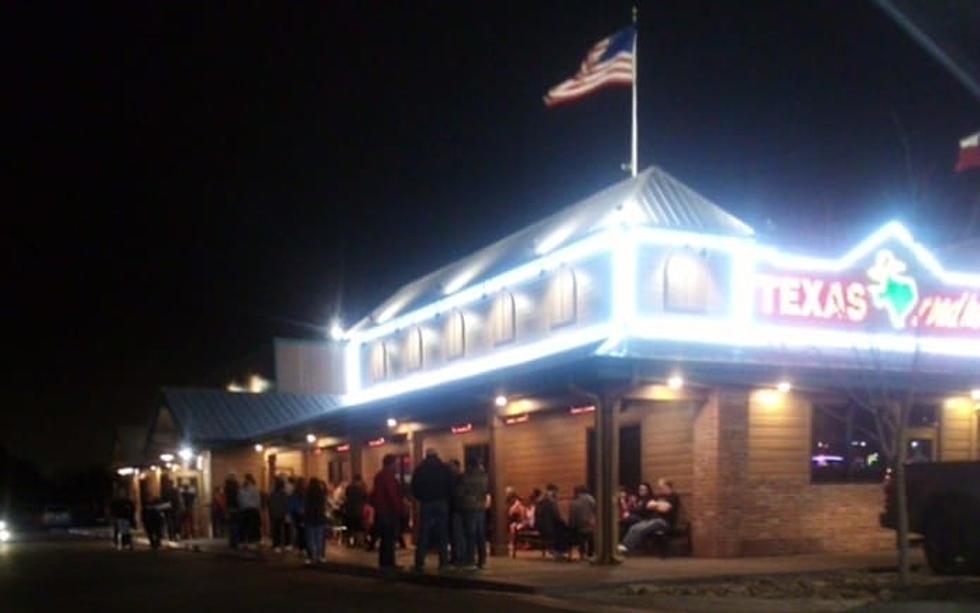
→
(494, 395, 507, 407)
(386, 418, 398, 428)
(306, 433, 316, 444)
(329, 321, 345, 341)
(667, 375, 684, 390)
(178, 447, 193, 461)
(254, 444, 264, 453)
(777, 381, 792, 393)
(971, 389, 980, 401)
(159, 454, 174, 463)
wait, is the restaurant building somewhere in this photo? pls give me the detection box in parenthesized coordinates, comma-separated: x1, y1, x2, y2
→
(144, 166, 980, 561)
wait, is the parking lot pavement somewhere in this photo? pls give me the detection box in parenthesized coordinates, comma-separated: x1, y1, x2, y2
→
(0, 538, 615, 613)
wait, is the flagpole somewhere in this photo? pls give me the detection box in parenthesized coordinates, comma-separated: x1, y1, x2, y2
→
(630, 5, 638, 177)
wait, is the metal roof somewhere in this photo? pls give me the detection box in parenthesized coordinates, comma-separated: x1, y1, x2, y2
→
(162, 388, 343, 444)
(353, 165, 754, 331)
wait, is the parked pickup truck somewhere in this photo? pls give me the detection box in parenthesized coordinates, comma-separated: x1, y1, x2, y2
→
(881, 461, 980, 575)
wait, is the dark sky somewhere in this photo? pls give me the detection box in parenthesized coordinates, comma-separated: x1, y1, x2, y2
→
(5, 1, 977, 474)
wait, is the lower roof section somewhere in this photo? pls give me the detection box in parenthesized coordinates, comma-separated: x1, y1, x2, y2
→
(162, 387, 343, 445)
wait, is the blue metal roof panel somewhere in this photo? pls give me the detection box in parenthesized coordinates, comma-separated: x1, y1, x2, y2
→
(351, 166, 754, 331)
(162, 388, 342, 443)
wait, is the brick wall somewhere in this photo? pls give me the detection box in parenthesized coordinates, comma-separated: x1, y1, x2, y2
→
(687, 389, 895, 557)
(691, 390, 748, 557)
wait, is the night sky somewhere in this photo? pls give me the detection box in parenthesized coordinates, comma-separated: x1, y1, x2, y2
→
(5, 1, 977, 474)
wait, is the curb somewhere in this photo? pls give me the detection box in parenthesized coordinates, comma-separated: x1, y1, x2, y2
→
(168, 544, 538, 594)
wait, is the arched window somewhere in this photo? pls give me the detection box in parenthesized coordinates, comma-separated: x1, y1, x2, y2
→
(445, 309, 466, 360)
(492, 290, 516, 345)
(369, 341, 390, 381)
(404, 327, 424, 371)
(551, 265, 577, 327)
(664, 250, 712, 312)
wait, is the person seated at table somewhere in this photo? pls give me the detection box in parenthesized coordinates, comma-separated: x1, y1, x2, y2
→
(568, 485, 596, 558)
(535, 484, 572, 557)
(617, 479, 679, 555)
(507, 490, 525, 536)
(617, 485, 639, 539)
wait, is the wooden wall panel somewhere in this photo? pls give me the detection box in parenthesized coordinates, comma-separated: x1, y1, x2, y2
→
(629, 401, 695, 494)
(420, 428, 488, 466)
(274, 450, 306, 479)
(211, 447, 266, 492)
(941, 398, 977, 461)
(497, 410, 590, 500)
(360, 441, 410, 482)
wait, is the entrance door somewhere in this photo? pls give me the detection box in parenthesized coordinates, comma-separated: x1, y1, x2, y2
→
(587, 425, 642, 494)
(463, 444, 490, 473)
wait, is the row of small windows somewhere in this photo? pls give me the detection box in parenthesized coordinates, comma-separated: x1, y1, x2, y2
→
(370, 267, 577, 382)
(368, 254, 714, 382)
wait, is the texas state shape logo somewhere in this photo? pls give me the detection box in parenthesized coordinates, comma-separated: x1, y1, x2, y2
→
(866, 249, 919, 329)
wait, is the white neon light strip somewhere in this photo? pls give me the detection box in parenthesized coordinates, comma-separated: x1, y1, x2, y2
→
(760, 221, 980, 287)
(343, 322, 613, 406)
(342, 220, 980, 404)
(612, 224, 637, 332)
(629, 316, 980, 359)
(350, 230, 614, 344)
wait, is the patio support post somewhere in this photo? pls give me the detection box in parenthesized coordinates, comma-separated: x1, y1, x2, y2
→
(594, 391, 621, 565)
(488, 403, 508, 556)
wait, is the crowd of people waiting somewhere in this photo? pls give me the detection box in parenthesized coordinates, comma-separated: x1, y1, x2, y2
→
(109, 455, 679, 567)
(506, 477, 679, 559)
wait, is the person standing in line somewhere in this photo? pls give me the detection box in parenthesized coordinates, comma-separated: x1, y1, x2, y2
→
(238, 473, 262, 550)
(343, 475, 368, 547)
(211, 486, 226, 539)
(371, 454, 405, 570)
(224, 474, 240, 549)
(304, 478, 328, 565)
(410, 449, 452, 571)
(288, 478, 307, 556)
(160, 475, 181, 541)
(110, 486, 136, 550)
(447, 459, 464, 565)
(268, 477, 289, 553)
(456, 456, 489, 570)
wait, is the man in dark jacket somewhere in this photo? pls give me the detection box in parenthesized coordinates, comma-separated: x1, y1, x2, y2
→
(411, 449, 452, 571)
(371, 454, 405, 569)
(535, 483, 571, 556)
(456, 456, 489, 570)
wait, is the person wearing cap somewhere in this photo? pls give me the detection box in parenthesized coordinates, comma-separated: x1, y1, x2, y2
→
(410, 448, 453, 571)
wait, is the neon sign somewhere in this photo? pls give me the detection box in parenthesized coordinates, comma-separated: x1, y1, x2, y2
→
(756, 248, 979, 334)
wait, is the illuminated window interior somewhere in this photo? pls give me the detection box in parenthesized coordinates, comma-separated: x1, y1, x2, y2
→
(551, 265, 577, 327)
(664, 250, 713, 313)
(492, 290, 516, 345)
(404, 327, 424, 371)
(445, 309, 466, 360)
(369, 341, 390, 382)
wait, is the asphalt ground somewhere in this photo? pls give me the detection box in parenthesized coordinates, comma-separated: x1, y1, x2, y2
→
(0, 536, 615, 613)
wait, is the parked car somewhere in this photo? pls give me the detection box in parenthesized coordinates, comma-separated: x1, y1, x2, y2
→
(41, 504, 72, 528)
(881, 461, 980, 574)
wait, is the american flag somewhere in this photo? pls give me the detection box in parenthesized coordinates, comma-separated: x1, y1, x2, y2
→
(544, 27, 635, 107)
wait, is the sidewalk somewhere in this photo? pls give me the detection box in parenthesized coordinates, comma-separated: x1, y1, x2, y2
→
(166, 536, 922, 595)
